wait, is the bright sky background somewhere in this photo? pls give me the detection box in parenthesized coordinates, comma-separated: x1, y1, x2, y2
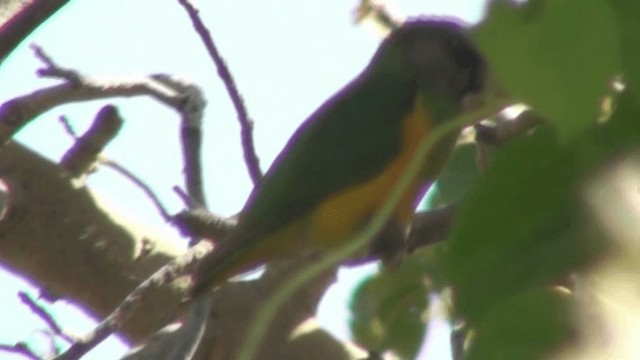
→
(0, 1, 485, 358)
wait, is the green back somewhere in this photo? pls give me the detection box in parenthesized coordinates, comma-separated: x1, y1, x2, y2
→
(233, 73, 417, 244)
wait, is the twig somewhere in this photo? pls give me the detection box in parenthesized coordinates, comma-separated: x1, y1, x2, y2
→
(177, 0, 263, 185)
(36, 330, 61, 357)
(31, 43, 82, 84)
(58, 115, 78, 139)
(18, 292, 78, 344)
(172, 186, 195, 209)
(151, 74, 208, 210)
(474, 108, 541, 147)
(52, 241, 213, 360)
(0, 343, 40, 360)
(20, 61, 211, 359)
(474, 108, 542, 169)
(153, 67, 212, 356)
(55, 88, 211, 356)
(101, 159, 172, 222)
(59, 105, 123, 178)
(122, 295, 211, 360)
(406, 205, 456, 252)
(180, 123, 205, 210)
(0, 49, 203, 144)
(57, 103, 174, 223)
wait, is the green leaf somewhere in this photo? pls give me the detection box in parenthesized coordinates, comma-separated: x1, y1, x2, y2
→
(349, 256, 430, 359)
(445, 89, 640, 357)
(428, 143, 481, 208)
(465, 288, 574, 360)
(411, 244, 450, 293)
(445, 126, 585, 324)
(473, 0, 621, 140)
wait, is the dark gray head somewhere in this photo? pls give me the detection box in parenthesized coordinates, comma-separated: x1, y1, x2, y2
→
(372, 19, 488, 111)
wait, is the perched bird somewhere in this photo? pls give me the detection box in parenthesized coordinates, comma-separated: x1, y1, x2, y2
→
(191, 19, 490, 296)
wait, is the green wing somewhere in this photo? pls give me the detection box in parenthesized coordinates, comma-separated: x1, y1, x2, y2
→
(235, 73, 417, 243)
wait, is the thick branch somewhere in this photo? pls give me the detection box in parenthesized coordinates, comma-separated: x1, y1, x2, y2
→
(125, 260, 366, 360)
(175, 205, 456, 257)
(171, 208, 236, 242)
(0, 141, 185, 342)
(0, 73, 198, 144)
(0, 142, 368, 360)
(0, 0, 72, 63)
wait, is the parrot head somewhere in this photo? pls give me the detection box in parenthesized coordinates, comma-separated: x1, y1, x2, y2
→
(371, 19, 489, 123)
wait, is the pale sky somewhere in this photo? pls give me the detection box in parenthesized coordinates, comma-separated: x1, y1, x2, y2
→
(0, 1, 485, 358)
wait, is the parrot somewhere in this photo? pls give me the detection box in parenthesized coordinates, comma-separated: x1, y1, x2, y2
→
(191, 19, 490, 297)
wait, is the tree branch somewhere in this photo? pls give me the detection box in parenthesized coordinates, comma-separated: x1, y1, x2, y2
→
(0, 0, 72, 64)
(177, 0, 263, 186)
(59, 104, 123, 179)
(474, 108, 543, 169)
(151, 74, 208, 211)
(0, 50, 203, 145)
(407, 204, 456, 252)
(474, 108, 541, 147)
(18, 291, 79, 344)
(101, 159, 173, 222)
(0, 342, 40, 360)
(0, 142, 185, 342)
(53, 241, 211, 360)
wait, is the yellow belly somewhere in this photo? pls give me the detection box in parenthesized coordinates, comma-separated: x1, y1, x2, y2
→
(207, 99, 432, 283)
(307, 99, 431, 248)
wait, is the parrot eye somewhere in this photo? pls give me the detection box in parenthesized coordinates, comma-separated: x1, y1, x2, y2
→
(396, 20, 488, 106)
(448, 37, 486, 97)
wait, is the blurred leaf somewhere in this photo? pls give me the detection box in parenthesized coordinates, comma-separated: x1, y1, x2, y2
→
(353, 0, 397, 31)
(606, 1, 640, 97)
(411, 243, 450, 293)
(465, 287, 574, 360)
(570, 90, 640, 172)
(349, 255, 430, 359)
(473, 0, 621, 140)
(445, 126, 578, 323)
(428, 143, 481, 208)
(446, 89, 640, 357)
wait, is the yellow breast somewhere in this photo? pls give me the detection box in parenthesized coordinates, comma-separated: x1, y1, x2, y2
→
(307, 99, 431, 248)
(209, 99, 432, 282)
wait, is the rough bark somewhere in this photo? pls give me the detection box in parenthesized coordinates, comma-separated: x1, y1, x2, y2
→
(0, 141, 185, 342)
(0, 141, 365, 359)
